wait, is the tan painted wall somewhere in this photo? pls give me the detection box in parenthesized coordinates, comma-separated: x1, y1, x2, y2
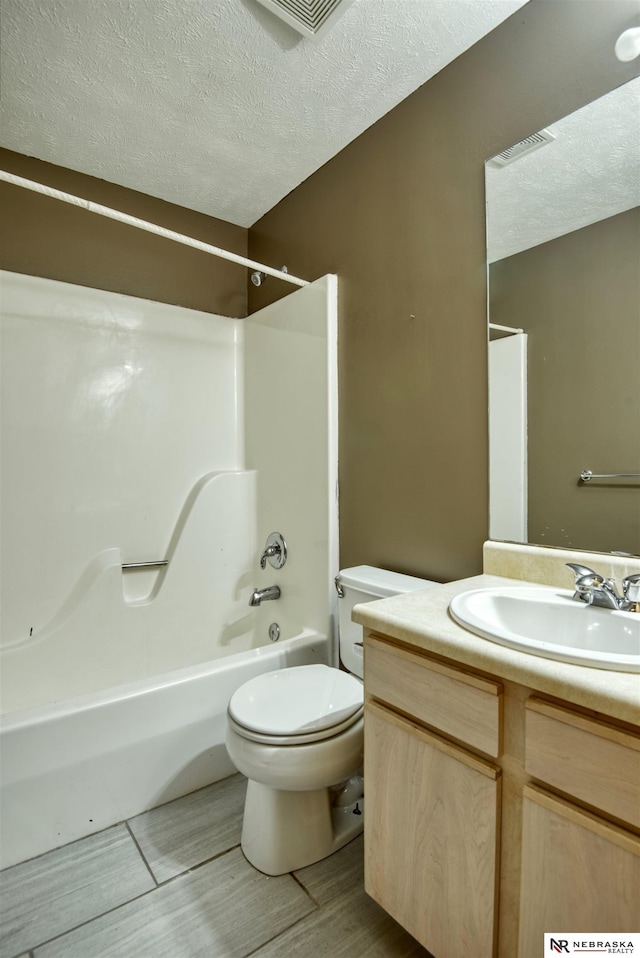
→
(248, 0, 640, 582)
(0, 148, 247, 317)
(491, 208, 640, 556)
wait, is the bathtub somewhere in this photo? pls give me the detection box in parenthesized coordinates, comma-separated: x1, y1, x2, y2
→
(0, 629, 329, 869)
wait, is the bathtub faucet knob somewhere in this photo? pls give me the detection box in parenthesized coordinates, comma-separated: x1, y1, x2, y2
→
(260, 544, 279, 569)
(259, 532, 287, 570)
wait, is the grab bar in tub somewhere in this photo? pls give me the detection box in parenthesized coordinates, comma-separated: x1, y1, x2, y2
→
(121, 560, 168, 571)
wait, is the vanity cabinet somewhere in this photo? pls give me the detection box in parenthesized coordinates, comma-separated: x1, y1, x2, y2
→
(518, 786, 640, 954)
(363, 630, 640, 958)
(364, 634, 503, 958)
(519, 698, 640, 955)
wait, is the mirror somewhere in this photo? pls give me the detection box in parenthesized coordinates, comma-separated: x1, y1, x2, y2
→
(486, 77, 640, 557)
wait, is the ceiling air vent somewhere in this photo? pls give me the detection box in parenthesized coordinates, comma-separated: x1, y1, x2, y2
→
(488, 129, 556, 168)
(254, 0, 355, 41)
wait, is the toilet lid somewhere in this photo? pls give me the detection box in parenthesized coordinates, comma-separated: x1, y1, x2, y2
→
(228, 664, 363, 736)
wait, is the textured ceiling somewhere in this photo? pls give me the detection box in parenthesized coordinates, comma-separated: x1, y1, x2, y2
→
(0, 0, 526, 227)
(486, 77, 640, 263)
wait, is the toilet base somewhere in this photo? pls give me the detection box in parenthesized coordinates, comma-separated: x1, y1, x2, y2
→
(240, 779, 364, 876)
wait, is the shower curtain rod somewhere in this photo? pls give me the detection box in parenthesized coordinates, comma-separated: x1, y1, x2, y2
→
(0, 170, 309, 289)
(489, 323, 524, 334)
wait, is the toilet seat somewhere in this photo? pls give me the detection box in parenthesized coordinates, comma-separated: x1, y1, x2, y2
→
(228, 664, 363, 742)
(227, 707, 363, 745)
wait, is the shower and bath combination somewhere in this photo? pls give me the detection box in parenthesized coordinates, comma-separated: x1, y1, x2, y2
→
(0, 265, 337, 869)
(0, 175, 336, 871)
(0, 170, 347, 880)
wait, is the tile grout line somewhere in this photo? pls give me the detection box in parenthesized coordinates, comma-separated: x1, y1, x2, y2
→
(242, 902, 324, 958)
(124, 821, 159, 886)
(159, 842, 244, 884)
(22, 844, 289, 957)
(21, 848, 237, 957)
(17, 844, 243, 954)
(21, 884, 166, 956)
(2, 826, 160, 956)
(289, 871, 322, 906)
(241, 866, 333, 958)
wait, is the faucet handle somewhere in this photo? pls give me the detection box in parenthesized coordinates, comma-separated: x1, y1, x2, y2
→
(260, 544, 279, 569)
(566, 562, 600, 584)
(259, 532, 287, 570)
(566, 563, 607, 604)
(622, 574, 640, 603)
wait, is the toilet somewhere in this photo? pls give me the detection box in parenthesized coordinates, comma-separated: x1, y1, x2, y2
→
(225, 565, 436, 875)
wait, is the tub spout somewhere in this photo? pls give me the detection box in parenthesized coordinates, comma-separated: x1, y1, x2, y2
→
(249, 585, 281, 607)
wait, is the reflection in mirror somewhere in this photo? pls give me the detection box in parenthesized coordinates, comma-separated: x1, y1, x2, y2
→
(486, 78, 640, 557)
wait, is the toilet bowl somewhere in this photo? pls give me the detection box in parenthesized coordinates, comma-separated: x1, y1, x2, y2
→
(226, 664, 365, 875)
(225, 565, 436, 875)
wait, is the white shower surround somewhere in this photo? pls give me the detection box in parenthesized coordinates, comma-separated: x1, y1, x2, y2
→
(0, 470, 259, 712)
(0, 270, 338, 866)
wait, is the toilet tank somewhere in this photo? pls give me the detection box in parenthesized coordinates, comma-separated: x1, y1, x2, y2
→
(337, 565, 438, 679)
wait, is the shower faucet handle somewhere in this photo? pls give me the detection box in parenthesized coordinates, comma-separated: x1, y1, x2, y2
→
(260, 532, 287, 570)
(260, 544, 280, 569)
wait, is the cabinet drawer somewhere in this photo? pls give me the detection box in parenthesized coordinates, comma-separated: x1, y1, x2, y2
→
(525, 698, 640, 828)
(365, 633, 502, 757)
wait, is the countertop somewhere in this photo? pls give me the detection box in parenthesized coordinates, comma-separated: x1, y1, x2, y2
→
(352, 573, 640, 726)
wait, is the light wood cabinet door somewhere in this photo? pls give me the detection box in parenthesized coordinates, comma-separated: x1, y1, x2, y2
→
(518, 785, 640, 957)
(365, 701, 501, 958)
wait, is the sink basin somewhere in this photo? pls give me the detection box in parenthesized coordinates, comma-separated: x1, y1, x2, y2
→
(449, 586, 640, 672)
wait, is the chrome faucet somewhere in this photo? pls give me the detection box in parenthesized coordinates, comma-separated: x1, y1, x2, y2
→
(259, 532, 287, 570)
(566, 563, 640, 612)
(260, 543, 281, 569)
(249, 585, 281, 607)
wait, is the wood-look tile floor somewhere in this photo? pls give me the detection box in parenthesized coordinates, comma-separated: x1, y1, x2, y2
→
(0, 774, 431, 958)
